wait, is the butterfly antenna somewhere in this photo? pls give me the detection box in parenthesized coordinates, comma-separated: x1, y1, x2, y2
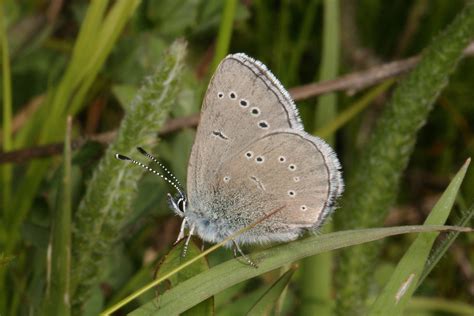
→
(136, 147, 185, 193)
(115, 153, 184, 197)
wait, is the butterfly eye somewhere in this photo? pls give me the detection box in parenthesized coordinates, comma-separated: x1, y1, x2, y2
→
(217, 92, 224, 98)
(240, 99, 248, 107)
(245, 151, 254, 159)
(255, 156, 265, 163)
(288, 190, 296, 197)
(229, 91, 237, 99)
(288, 164, 296, 171)
(300, 205, 308, 211)
(278, 156, 286, 163)
(293, 176, 300, 182)
(223, 176, 231, 183)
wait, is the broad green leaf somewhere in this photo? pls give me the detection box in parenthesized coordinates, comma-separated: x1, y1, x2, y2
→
(368, 159, 470, 315)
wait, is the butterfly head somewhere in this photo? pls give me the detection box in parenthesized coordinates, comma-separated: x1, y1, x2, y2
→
(167, 192, 187, 217)
(115, 147, 187, 217)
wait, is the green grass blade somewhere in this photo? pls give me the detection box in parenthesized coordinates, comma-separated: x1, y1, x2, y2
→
(275, 0, 290, 78)
(368, 159, 470, 315)
(408, 297, 474, 315)
(334, 3, 474, 314)
(247, 266, 297, 316)
(155, 240, 213, 316)
(418, 203, 474, 285)
(72, 40, 187, 310)
(0, 4, 13, 312)
(210, 0, 237, 73)
(129, 225, 470, 315)
(287, 0, 319, 85)
(300, 1, 340, 315)
(68, 0, 141, 115)
(315, 79, 394, 139)
(43, 117, 73, 316)
(7, 0, 140, 259)
(313, 0, 340, 143)
(0, 2, 12, 225)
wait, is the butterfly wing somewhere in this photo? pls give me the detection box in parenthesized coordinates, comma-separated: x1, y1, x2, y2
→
(187, 54, 302, 212)
(187, 129, 343, 245)
(207, 129, 342, 244)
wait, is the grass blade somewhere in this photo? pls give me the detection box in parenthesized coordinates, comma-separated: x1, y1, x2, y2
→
(210, 0, 237, 73)
(247, 266, 297, 316)
(7, 0, 141, 258)
(0, 1, 12, 227)
(43, 117, 73, 316)
(408, 297, 474, 315)
(0, 3, 13, 312)
(418, 203, 474, 285)
(315, 79, 394, 139)
(129, 225, 471, 315)
(155, 240, 213, 316)
(300, 1, 340, 315)
(368, 159, 470, 315)
(334, 2, 474, 313)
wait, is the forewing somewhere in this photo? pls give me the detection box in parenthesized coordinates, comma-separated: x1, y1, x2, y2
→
(187, 54, 302, 205)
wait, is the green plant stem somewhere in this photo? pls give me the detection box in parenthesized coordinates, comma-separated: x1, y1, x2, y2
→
(300, 1, 339, 315)
(72, 40, 186, 313)
(314, 0, 340, 144)
(210, 0, 237, 73)
(287, 0, 319, 85)
(408, 297, 474, 315)
(315, 79, 394, 139)
(334, 2, 474, 314)
(43, 117, 73, 316)
(0, 1, 12, 229)
(0, 3, 12, 313)
(275, 0, 290, 78)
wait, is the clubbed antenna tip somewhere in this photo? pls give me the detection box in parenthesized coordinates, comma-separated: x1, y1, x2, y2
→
(115, 153, 131, 161)
(136, 147, 147, 155)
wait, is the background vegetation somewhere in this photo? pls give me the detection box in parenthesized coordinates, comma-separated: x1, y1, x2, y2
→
(1, 0, 474, 315)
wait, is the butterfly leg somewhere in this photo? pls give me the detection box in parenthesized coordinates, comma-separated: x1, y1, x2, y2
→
(174, 217, 187, 245)
(181, 223, 195, 258)
(232, 240, 258, 268)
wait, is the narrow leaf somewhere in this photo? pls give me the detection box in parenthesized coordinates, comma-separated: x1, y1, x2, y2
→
(247, 266, 297, 316)
(156, 240, 214, 316)
(210, 0, 237, 73)
(129, 225, 471, 315)
(334, 3, 474, 313)
(368, 159, 470, 315)
(43, 117, 73, 315)
(418, 203, 474, 285)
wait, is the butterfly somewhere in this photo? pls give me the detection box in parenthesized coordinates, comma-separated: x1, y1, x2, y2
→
(117, 53, 343, 265)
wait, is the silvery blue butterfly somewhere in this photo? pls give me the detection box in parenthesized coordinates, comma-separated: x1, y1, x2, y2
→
(117, 53, 343, 264)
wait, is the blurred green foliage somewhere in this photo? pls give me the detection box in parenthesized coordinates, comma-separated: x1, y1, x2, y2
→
(1, 0, 474, 315)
